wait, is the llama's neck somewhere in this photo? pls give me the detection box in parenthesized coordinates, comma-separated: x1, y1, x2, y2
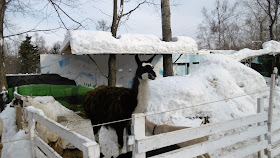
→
(133, 78, 150, 114)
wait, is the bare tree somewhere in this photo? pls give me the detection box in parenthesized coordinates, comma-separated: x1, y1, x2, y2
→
(96, 19, 110, 31)
(256, 0, 280, 75)
(51, 41, 61, 54)
(4, 40, 20, 74)
(257, 0, 280, 40)
(197, 0, 240, 50)
(108, 0, 147, 86)
(33, 33, 49, 54)
(0, 0, 11, 90)
(161, 0, 173, 76)
(0, 0, 84, 90)
(242, 0, 268, 43)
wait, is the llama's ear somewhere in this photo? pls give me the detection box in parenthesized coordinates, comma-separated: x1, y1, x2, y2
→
(147, 55, 156, 63)
(135, 54, 141, 66)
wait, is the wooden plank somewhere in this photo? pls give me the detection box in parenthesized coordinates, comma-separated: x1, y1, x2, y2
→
(218, 141, 268, 158)
(268, 74, 276, 136)
(271, 120, 280, 132)
(32, 113, 97, 152)
(132, 113, 146, 158)
(271, 145, 280, 157)
(28, 112, 36, 158)
(34, 136, 62, 158)
(137, 113, 267, 153)
(271, 131, 280, 144)
(148, 126, 267, 158)
(82, 141, 100, 158)
(16, 106, 23, 130)
(257, 98, 265, 158)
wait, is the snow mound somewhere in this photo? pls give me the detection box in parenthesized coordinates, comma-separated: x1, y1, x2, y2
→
(146, 54, 268, 126)
(262, 40, 280, 55)
(211, 41, 280, 61)
(0, 105, 31, 158)
(61, 30, 198, 55)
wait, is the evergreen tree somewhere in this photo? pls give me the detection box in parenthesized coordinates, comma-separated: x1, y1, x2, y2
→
(19, 35, 39, 74)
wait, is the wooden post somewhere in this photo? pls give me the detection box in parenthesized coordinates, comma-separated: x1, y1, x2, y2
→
(16, 106, 23, 130)
(28, 111, 36, 158)
(82, 141, 100, 158)
(267, 74, 276, 158)
(132, 113, 146, 158)
(257, 98, 264, 158)
(268, 74, 275, 131)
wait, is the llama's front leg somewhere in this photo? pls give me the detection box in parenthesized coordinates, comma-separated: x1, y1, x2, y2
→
(93, 126, 101, 143)
(116, 129, 124, 155)
(126, 127, 131, 152)
(93, 127, 104, 157)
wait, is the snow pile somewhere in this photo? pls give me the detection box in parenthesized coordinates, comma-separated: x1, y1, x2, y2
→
(60, 30, 198, 55)
(26, 106, 45, 117)
(262, 40, 280, 54)
(146, 54, 268, 126)
(211, 40, 280, 61)
(0, 104, 31, 158)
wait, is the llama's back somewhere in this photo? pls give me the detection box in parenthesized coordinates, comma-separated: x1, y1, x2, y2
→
(82, 85, 138, 127)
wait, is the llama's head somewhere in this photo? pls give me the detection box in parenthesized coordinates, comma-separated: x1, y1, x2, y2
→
(135, 55, 157, 80)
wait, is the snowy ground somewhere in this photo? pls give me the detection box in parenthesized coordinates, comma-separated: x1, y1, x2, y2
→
(2, 40, 280, 157)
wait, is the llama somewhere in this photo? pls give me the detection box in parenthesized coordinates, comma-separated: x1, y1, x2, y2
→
(82, 54, 157, 155)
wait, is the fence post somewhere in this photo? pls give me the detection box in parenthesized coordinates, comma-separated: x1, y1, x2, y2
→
(28, 111, 36, 158)
(132, 113, 146, 158)
(257, 98, 265, 158)
(82, 141, 100, 158)
(267, 73, 276, 158)
(268, 73, 275, 130)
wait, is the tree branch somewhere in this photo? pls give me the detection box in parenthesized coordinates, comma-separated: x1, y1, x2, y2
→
(257, 0, 271, 16)
(173, 54, 182, 64)
(48, 0, 83, 30)
(87, 55, 108, 79)
(3, 27, 62, 38)
(121, 0, 147, 18)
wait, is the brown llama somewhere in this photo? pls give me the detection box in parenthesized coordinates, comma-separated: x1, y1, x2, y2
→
(82, 54, 157, 155)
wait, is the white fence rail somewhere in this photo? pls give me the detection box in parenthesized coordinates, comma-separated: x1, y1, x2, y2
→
(131, 98, 268, 158)
(27, 111, 100, 158)
(14, 93, 100, 158)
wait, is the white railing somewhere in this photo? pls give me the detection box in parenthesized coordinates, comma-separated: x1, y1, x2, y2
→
(13, 93, 100, 158)
(131, 98, 268, 158)
(27, 108, 100, 158)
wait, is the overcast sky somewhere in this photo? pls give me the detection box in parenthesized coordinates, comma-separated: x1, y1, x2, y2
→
(7, 0, 216, 48)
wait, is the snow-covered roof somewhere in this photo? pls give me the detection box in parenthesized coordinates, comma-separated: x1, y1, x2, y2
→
(209, 40, 280, 61)
(60, 30, 200, 55)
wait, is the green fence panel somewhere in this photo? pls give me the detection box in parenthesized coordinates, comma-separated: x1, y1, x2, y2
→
(9, 84, 93, 112)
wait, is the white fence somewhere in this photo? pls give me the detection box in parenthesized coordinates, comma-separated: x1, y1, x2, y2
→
(10, 74, 280, 158)
(130, 73, 280, 158)
(131, 98, 268, 158)
(13, 93, 100, 158)
(28, 110, 100, 158)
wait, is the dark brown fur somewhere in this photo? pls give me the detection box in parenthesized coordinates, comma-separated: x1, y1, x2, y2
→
(82, 55, 157, 156)
(83, 85, 138, 148)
